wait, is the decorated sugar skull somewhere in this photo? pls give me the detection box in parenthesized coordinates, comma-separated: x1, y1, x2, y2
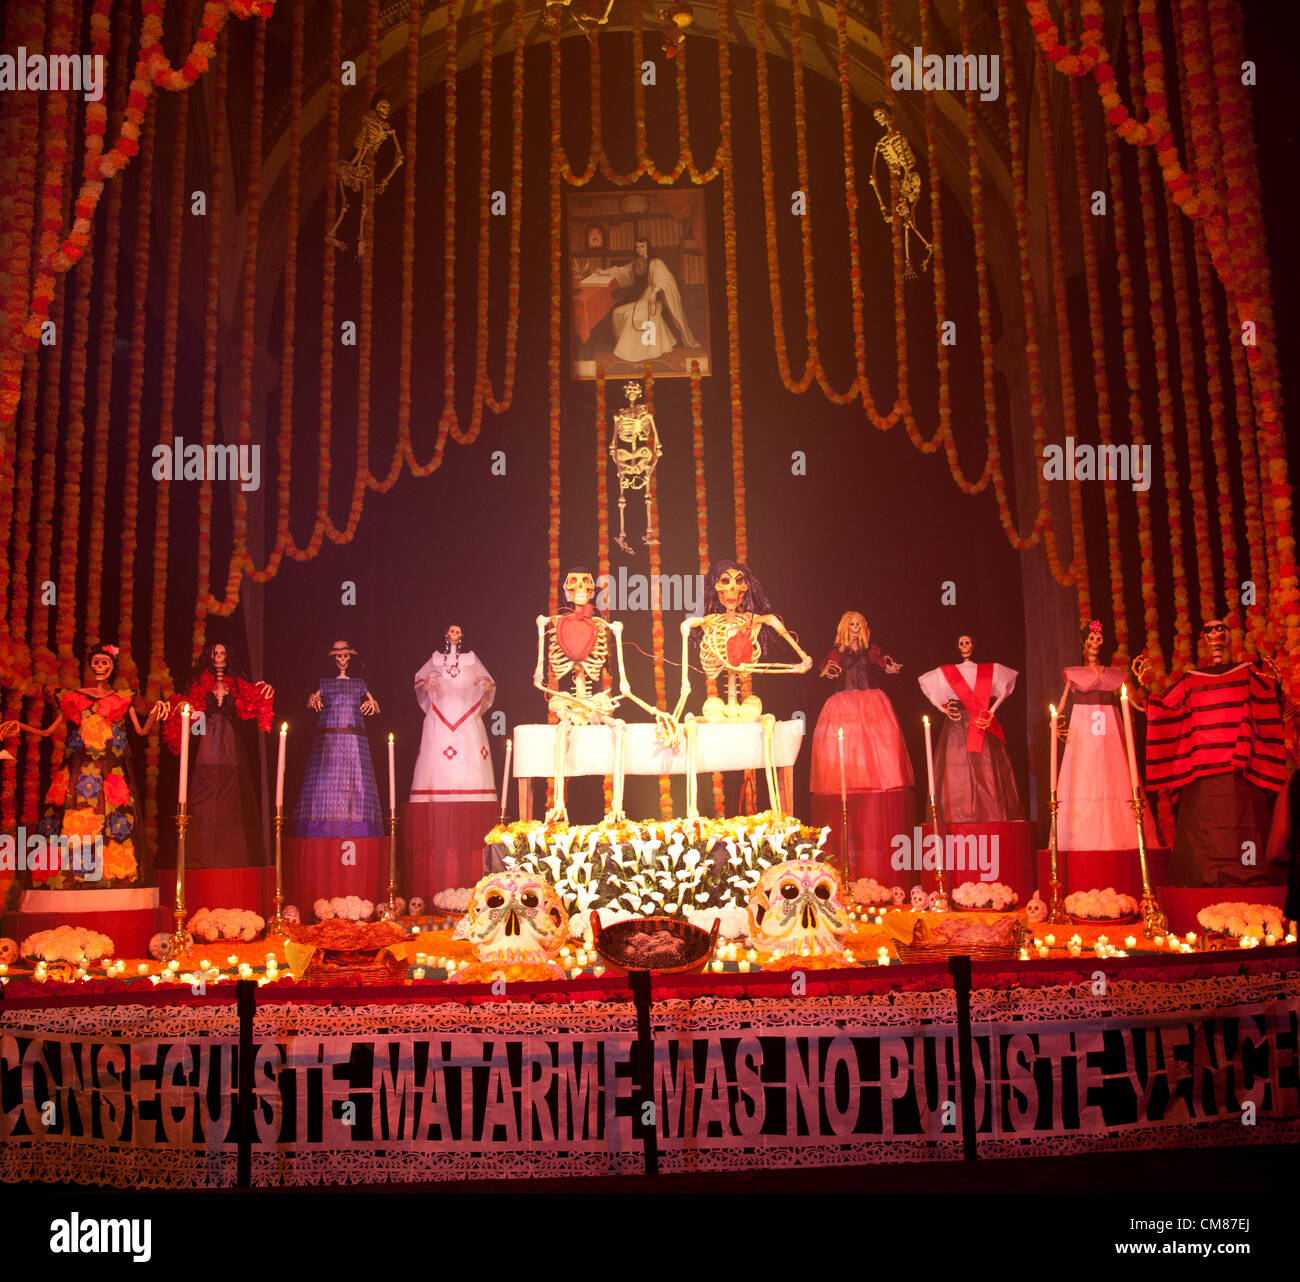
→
(392, 896, 407, 918)
(283, 905, 301, 924)
(926, 891, 945, 911)
(1025, 892, 1047, 924)
(0, 937, 17, 966)
(148, 932, 172, 961)
(407, 895, 425, 917)
(747, 860, 849, 957)
(890, 886, 906, 906)
(464, 871, 569, 963)
(909, 885, 928, 911)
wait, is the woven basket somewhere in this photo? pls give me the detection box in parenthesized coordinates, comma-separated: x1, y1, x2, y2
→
(300, 947, 407, 987)
(591, 913, 720, 975)
(895, 919, 1025, 964)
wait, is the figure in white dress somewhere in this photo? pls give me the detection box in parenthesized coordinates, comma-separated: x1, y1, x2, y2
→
(917, 634, 1022, 822)
(410, 626, 496, 804)
(607, 238, 700, 362)
(1055, 620, 1157, 850)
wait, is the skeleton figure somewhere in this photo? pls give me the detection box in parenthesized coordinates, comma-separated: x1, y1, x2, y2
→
(747, 860, 849, 958)
(609, 382, 662, 553)
(324, 97, 404, 259)
(465, 871, 569, 963)
(868, 105, 933, 280)
(672, 560, 811, 818)
(535, 567, 675, 823)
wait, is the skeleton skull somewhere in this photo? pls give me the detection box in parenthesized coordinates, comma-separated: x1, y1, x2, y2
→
(909, 885, 928, 911)
(283, 905, 301, 924)
(563, 570, 596, 606)
(464, 872, 569, 963)
(147, 932, 193, 960)
(392, 896, 407, 918)
(1025, 892, 1047, 924)
(0, 937, 17, 966)
(407, 896, 425, 917)
(747, 860, 849, 957)
(714, 567, 748, 611)
(890, 886, 906, 905)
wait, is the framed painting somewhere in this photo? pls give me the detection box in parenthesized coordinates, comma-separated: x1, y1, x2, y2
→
(567, 188, 711, 380)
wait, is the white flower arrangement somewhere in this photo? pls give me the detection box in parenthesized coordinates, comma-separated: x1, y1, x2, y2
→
(1196, 901, 1285, 939)
(186, 907, 265, 943)
(952, 881, 1019, 911)
(687, 905, 750, 939)
(21, 926, 114, 964)
(313, 896, 375, 922)
(851, 877, 893, 906)
(432, 887, 473, 914)
(1064, 887, 1139, 920)
(491, 812, 831, 919)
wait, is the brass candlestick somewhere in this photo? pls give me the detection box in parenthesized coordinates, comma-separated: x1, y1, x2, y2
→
(928, 797, 949, 912)
(379, 809, 399, 920)
(1046, 792, 1068, 924)
(1129, 791, 1166, 938)
(266, 810, 288, 936)
(170, 807, 191, 959)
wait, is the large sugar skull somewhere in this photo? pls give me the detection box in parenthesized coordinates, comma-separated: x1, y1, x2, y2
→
(0, 937, 17, 966)
(464, 871, 569, 963)
(747, 860, 849, 957)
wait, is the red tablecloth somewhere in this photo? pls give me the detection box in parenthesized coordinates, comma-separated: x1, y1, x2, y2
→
(1037, 846, 1171, 901)
(400, 801, 493, 897)
(283, 836, 387, 910)
(572, 280, 616, 342)
(2, 904, 162, 956)
(1156, 883, 1290, 936)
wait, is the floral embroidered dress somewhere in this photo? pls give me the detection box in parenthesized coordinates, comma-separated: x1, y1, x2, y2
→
(38, 688, 145, 888)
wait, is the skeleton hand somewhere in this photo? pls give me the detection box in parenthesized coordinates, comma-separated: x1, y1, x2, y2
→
(256, 681, 274, 700)
(307, 691, 323, 712)
(819, 660, 842, 680)
(944, 699, 962, 722)
(152, 700, 171, 722)
(0, 721, 17, 739)
(974, 708, 993, 730)
(654, 710, 681, 748)
(1130, 652, 1152, 687)
(361, 695, 380, 716)
(882, 656, 903, 674)
(1056, 722, 1071, 743)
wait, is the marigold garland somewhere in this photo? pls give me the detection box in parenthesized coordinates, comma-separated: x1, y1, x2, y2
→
(640, 368, 673, 818)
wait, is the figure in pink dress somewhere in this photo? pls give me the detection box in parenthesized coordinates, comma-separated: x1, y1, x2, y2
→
(1054, 620, 1157, 850)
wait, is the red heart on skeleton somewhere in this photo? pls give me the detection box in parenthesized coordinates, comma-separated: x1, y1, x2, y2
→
(726, 630, 754, 666)
(558, 614, 598, 664)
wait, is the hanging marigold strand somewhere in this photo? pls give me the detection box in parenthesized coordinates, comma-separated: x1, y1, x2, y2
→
(640, 368, 673, 818)
(393, 0, 420, 478)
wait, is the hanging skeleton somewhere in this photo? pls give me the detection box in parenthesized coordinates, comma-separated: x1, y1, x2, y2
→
(324, 97, 404, 259)
(868, 104, 933, 280)
(609, 382, 662, 554)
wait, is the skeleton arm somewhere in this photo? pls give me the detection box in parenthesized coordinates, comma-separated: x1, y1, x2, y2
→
(867, 139, 890, 217)
(533, 616, 562, 698)
(610, 621, 677, 734)
(377, 127, 404, 192)
(671, 618, 703, 722)
(760, 615, 812, 673)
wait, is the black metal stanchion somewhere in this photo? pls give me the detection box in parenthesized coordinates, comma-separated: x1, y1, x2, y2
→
(236, 978, 256, 1188)
(628, 968, 659, 1176)
(948, 954, 978, 1160)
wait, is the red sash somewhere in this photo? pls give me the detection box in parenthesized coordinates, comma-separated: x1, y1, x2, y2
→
(940, 663, 1005, 753)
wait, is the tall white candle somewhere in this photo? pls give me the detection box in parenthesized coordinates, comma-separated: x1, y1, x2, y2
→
(1119, 684, 1140, 793)
(837, 726, 847, 809)
(1049, 704, 1058, 794)
(922, 714, 936, 804)
(387, 732, 397, 811)
(178, 704, 192, 805)
(275, 722, 287, 809)
(500, 737, 512, 816)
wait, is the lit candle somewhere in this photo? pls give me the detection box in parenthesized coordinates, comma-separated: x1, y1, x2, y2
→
(387, 733, 396, 811)
(922, 714, 936, 804)
(276, 722, 287, 809)
(178, 703, 192, 804)
(1049, 704, 1059, 794)
(837, 726, 847, 810)
(500, 737, 512, 817)
(1119, 684, 1140, 794)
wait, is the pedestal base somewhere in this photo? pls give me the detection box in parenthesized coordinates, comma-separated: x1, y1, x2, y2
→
(3, 887, 161, 956)
(155, 867, 273, 919)
(1036, 847, 1172, 902)
(400, 801, 495, 897)
(283, 836, 387, 910)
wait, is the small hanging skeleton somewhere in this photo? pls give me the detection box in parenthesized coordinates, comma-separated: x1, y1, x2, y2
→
(868, 104, 933, 280)
(324, 97, 404, 259)
(609, 382, 662, 554)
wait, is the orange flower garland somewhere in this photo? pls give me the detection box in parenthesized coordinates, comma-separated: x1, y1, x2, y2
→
(393, 0, 421, 479)
(640, 368, 673, 818)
